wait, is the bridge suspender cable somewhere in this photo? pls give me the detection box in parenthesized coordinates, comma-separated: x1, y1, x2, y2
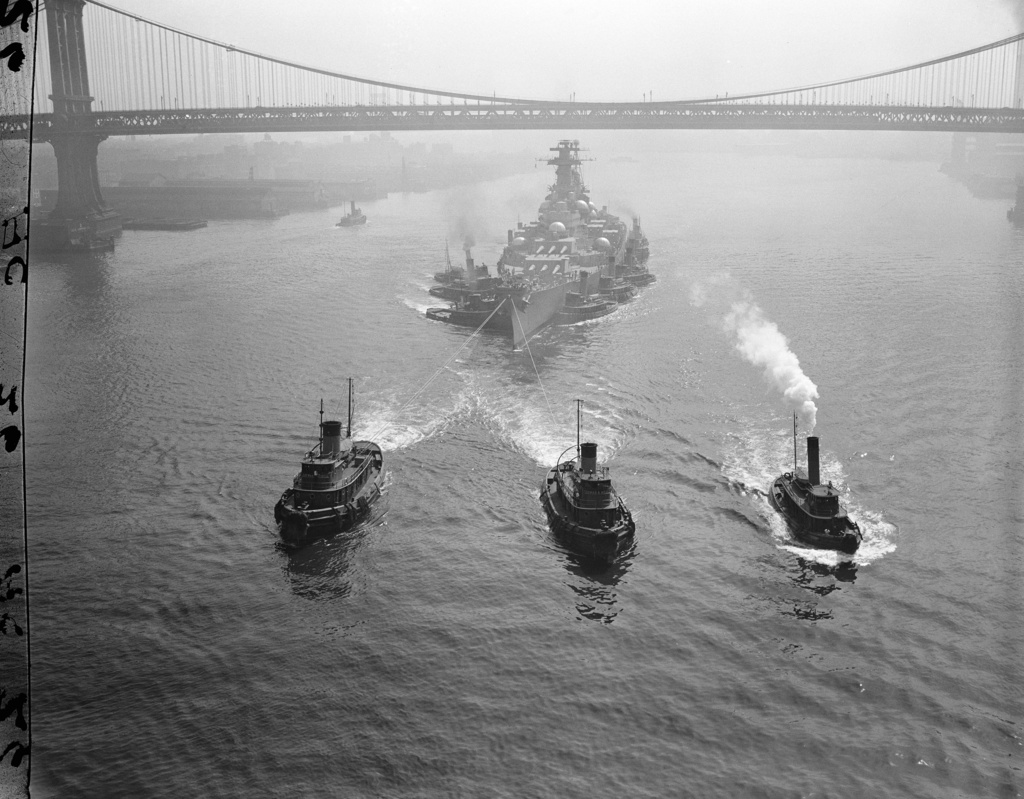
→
(77, 1, 1024, 107)
(82, 0, 549, 105)
(675, 31, 1024, 105)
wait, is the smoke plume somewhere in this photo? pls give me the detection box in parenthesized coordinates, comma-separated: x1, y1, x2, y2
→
(1007, 0, 1024, 27)
(723, 300, 819, 431)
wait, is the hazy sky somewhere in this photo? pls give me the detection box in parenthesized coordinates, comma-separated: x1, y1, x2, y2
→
(102, 0, 1023, 102)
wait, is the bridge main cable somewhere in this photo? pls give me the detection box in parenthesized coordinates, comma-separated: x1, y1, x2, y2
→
(84, 0, 553, 106)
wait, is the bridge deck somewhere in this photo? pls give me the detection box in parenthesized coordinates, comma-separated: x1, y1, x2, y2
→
(5, 103, 1024, 139)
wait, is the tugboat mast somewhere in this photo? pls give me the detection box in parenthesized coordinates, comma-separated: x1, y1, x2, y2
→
(576, 398, 583, 459)
(347, 378, 353, 439)
(319, 398, 325, 452)
(793, 411, 798, 474)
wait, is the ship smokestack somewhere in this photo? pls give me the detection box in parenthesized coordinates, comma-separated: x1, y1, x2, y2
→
(508, 229, 514, 244)
(322, 420, 343, 457)
(465, 251, 474, 271)
(580, 442, 597, 473)
(579, 270, 589, 296)
(806, 436, 820, 486)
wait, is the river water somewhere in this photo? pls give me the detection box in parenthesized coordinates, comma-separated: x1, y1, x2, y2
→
(23, 145, 1023, 797)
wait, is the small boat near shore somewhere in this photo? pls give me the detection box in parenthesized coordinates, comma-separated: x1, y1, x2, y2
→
(274, 382, 383, 547)
(541, 401, 635, 563)
(336, 201, 367, 227)
(768, 415, 862, 554)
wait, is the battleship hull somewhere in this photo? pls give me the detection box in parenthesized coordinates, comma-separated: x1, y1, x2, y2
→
(502, 280, 573, 349)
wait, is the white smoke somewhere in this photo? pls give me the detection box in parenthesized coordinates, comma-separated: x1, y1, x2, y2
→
(722, 300, 819, 431)
(689, 271, 730, 308)
(1007, 0, 1024, 27)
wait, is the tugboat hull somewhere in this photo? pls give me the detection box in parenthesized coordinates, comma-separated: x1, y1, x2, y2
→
(622, 271, 656, 287)
(274, 441, 384, 547)
(553, 298, 617, 324)
(769, 473, 861, 554)
(541, 465, 634, 563)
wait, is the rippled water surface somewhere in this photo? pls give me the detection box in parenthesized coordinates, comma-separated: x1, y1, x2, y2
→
(26, 149, 1023, 798)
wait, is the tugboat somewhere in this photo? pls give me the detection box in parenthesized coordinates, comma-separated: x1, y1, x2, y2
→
(1007, 177, 1024, 227)
(274, 381, 383, 547)
(552, 271, 618, 324)
(541, 400, 635, 563)
(336, 201, 367, 227)
(620, 216, 654, 286)
(768, 414, 862, 554)
(428, 244, 502, 301)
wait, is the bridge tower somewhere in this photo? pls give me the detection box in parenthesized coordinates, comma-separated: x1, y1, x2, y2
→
(37, 0, 121, 250)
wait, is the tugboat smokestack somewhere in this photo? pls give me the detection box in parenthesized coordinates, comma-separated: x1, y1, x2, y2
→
(580, 442, 597, 473)
(579, 270, 589, 297)
(806, 436, 820, 486)
(322, 420, 343, 457)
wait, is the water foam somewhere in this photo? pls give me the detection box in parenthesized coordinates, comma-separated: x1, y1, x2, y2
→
(721, 419, 896, 566)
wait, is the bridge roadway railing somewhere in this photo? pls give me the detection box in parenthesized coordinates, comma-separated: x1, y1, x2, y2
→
(4, 102, 1024, 139)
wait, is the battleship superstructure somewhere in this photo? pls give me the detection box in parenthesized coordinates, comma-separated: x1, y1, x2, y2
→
(425, 140, 653, 349)
(500, 140, 653, 286)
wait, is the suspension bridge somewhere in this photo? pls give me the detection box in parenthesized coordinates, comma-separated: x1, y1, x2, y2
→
(3, 0, 1024, 246)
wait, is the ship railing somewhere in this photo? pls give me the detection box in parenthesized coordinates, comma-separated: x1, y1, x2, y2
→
(572, 495, 615, 510)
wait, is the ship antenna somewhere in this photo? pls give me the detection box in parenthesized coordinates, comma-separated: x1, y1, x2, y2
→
(793, 411, 798, 474)
(347, 378, 353, 439)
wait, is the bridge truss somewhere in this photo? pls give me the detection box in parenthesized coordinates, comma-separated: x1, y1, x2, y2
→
(2, 1, 1023, 138)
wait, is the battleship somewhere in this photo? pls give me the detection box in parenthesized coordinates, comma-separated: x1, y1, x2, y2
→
(768, 417, 862, 554)
(274, 383, 383, 547)
(425, 140, 652, 348)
